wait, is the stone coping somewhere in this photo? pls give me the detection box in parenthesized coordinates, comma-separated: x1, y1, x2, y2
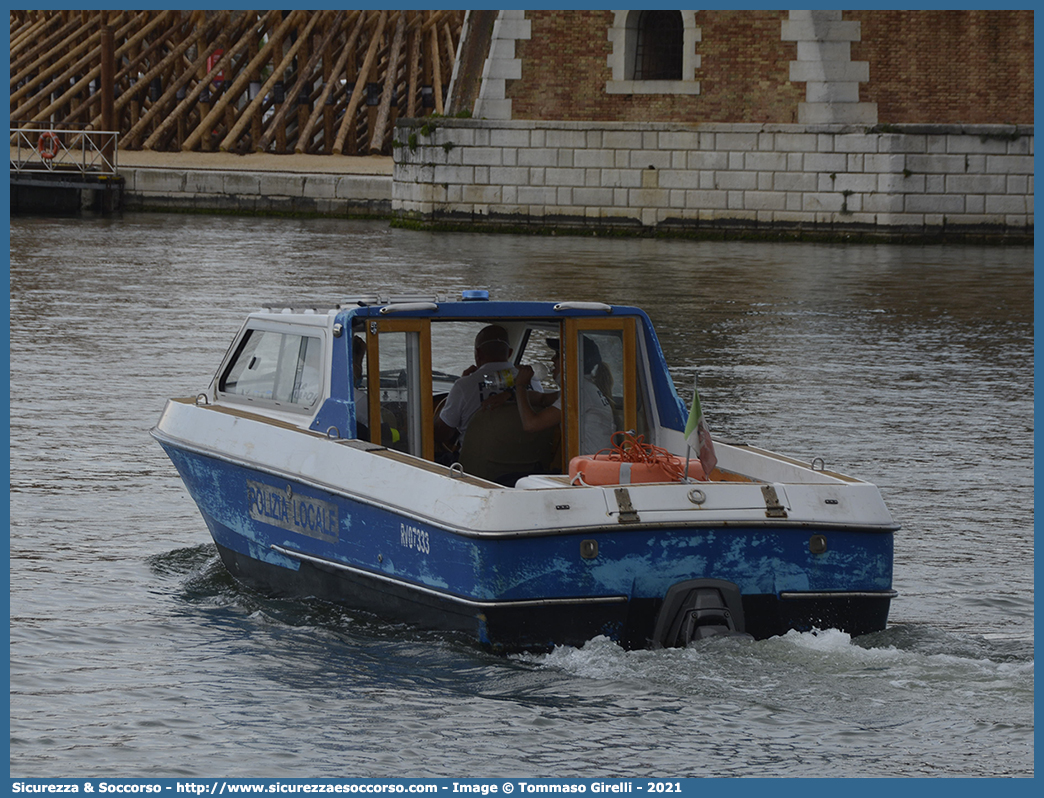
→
(396, 118, 1033, 137)
(5, 148, 393, 175)
(115, 150, 393, 175)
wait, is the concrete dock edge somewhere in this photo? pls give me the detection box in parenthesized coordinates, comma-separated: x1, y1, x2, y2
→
(119, 165, 391, 217)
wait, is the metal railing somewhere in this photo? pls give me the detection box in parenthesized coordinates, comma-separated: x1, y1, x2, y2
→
(10, 124, 119, 177)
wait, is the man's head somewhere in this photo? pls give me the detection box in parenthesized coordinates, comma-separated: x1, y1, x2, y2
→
(547, 336, 602, 375)
(352, 335, 366, 381)
(474, 325, 512, 366)
(546, 338, 563, 380)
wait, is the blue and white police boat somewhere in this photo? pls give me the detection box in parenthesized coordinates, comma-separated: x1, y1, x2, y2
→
(151, 292, 898, 651)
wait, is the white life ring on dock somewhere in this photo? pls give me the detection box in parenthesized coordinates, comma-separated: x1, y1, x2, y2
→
(38, 132, 60, 160)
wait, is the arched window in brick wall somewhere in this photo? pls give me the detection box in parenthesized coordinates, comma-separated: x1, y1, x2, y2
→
(607, 10, 700, 95)
(633, 11, 683, 80)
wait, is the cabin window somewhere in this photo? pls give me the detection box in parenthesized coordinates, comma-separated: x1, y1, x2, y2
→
(631, 336, 654, 441)
(571, 329, 627, 455)
(365, 319, 433, 460)
(562, 317, 650, 461)
(354, 313, 653, 481)
(580, 330, 624, 447)
(219, 328, 322, 410)
(369, 331, 415, 454)
(430, 321, 493, 384)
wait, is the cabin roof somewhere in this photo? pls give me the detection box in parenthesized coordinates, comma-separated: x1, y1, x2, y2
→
(341, 298, 653, 323)
(253, 298, 655, 324)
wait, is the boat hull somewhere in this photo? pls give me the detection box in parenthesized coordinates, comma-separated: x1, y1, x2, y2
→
(159, 438, 895, 652)
(214, 541, 893, 649)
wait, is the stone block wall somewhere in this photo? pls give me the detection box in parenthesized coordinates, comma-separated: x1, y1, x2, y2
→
(120, 167, 390, 216)
(392, 119, 1033, 239)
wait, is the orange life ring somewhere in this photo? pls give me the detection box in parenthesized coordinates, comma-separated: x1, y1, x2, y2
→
(38, 132, 60, 160)
(569, 454, 705, 486)
(568, 431, 707, 486)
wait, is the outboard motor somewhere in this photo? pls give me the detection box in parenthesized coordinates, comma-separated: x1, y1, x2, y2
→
(652, 578, 753, 647)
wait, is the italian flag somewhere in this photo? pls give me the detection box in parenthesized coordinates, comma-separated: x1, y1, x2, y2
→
(684, 376, 717, 476)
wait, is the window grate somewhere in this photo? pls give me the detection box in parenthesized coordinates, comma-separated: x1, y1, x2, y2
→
(633, 10, 684, 81)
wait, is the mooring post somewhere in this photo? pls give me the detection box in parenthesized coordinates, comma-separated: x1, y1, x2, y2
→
(100, 24, 115, 164)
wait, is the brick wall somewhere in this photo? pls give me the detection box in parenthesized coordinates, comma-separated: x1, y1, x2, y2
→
(508, 10, 615, 121)
(686, 10, 801, 124)
(851, 10, 1034, 124)
(504, 10, 1032, 125)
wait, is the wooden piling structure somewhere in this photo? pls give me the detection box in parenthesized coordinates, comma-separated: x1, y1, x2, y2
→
(9, 9, 465, 156)
(99, 24, 114, 163)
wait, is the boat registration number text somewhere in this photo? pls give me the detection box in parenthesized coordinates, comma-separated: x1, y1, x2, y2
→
(247, 480, 338, 543)
(401, 523, 430, 554)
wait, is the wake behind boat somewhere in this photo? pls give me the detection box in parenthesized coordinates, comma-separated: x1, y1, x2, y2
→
(151, 292, 898, 652)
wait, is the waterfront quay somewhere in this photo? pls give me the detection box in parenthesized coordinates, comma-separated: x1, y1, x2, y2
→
(392, 119, 1033, 242)
(117, 150, 392, 217)
(11, 9, 1032, 241)
(103, 120, 1037, 244)
(14, 118, 1032, 245)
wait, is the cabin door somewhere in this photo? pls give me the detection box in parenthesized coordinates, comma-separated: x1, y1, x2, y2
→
(561, 317, 639, 460)
(365, 318, 433, 461)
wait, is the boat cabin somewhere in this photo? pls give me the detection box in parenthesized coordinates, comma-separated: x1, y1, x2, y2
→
(212, 294, 688, 485)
